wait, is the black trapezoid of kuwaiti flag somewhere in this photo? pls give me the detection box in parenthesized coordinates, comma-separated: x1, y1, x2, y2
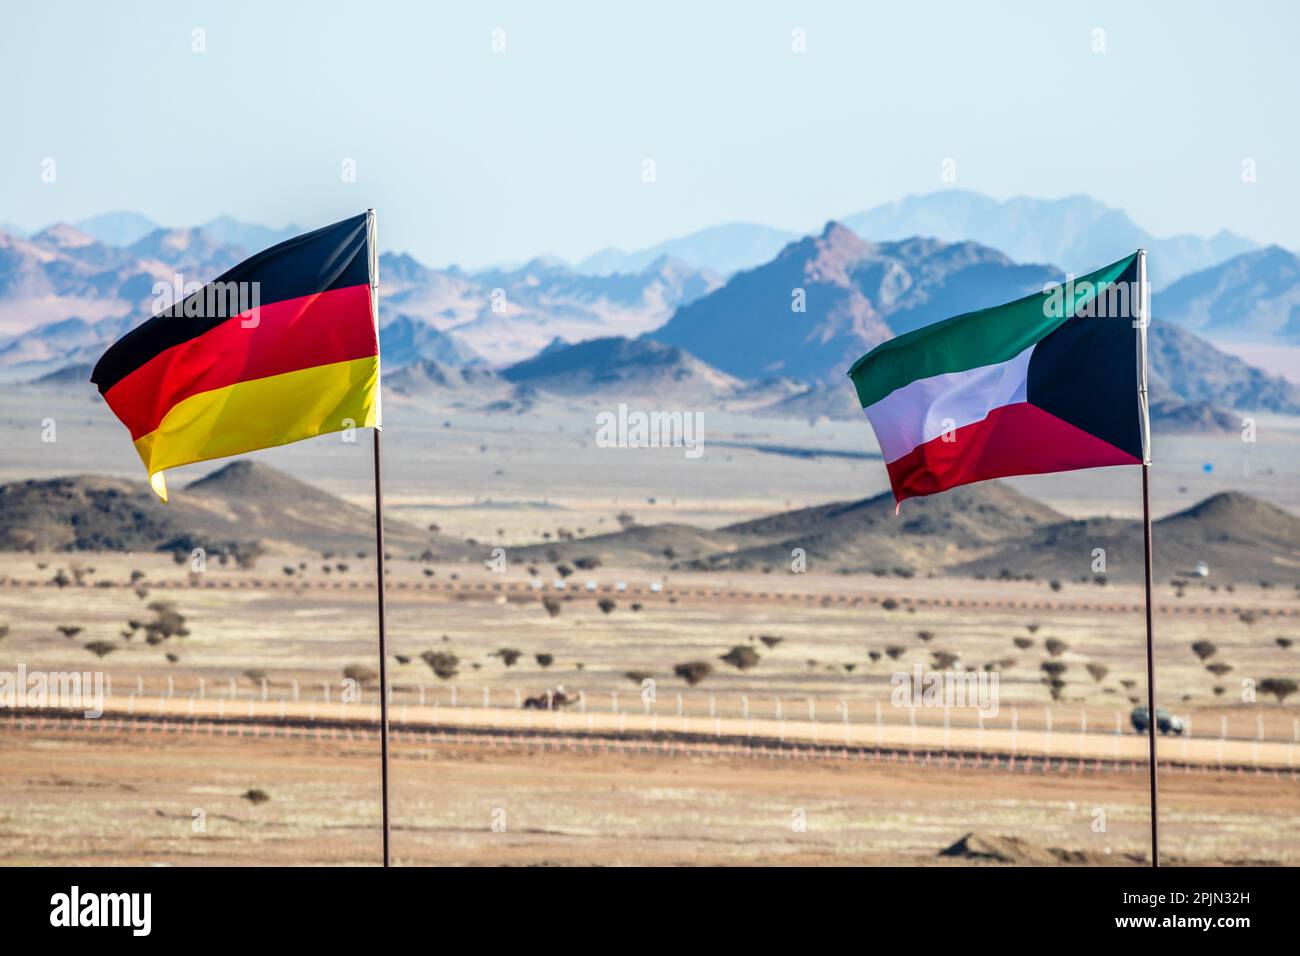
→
(847, 252, 1146, 504)
(91, 212, 381, 502)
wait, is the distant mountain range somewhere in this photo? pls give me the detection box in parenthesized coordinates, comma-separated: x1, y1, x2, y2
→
(2, 200, 1297, 422)
(371, 320, 1296, 430)
(379, 314, 482, 367)
(577, 223, 800, 276)
(1146, 320, 1300, 413)
(501, 335, 740, 400)
(1155, 245, 1300, 344)
(0, 221, 720, 378)
(571, 191, 1260, 290)
(73, 211, 159, 247)
(419, 255, 721, 364)
(652, 222, 1059, 381)
(26, 189, 1267, 291)
(71, 211, 303, 252)
(842, 191, 1257, 290)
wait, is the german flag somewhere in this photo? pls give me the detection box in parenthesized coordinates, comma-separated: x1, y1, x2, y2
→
(91, 212, 380, 501)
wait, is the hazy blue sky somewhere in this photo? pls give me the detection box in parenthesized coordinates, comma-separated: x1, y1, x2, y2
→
(2, 0, 1295, 267)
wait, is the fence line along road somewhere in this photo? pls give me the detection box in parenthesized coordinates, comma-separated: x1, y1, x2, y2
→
(7, 694, 1296, 771)
(4, 574, 1295, 617)
(9, 709, 1300, 780)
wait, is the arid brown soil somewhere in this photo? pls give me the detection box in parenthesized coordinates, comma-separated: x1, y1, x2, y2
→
(2, 723, 1295, 866)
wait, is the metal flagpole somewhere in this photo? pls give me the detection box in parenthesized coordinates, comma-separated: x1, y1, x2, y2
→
(1135, 247, 1159, 868)
(368, 208, 392, 867)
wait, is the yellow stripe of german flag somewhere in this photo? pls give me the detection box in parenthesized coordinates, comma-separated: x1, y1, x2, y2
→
(133, 356, 380, 501)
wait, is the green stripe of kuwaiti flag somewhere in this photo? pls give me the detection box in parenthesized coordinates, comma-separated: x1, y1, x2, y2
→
(848, 253, 1138, 408)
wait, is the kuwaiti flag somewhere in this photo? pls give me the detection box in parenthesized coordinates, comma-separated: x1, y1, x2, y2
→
(91, 213, 380, 501)
(848, 252, 1146, 504)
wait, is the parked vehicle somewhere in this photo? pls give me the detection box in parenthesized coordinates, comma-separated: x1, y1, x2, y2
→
(1130, 706, 1185, 735)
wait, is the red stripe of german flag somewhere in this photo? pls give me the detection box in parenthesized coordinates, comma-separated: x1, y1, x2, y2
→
(91, 213, 380, 500)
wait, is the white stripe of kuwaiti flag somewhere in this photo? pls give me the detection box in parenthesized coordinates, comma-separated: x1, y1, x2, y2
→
(863, 343, 1034, 464)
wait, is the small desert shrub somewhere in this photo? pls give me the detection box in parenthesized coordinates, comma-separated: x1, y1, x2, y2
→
(1026, 623, 1040, 634)
(1238, 612, 1256, 626)
(1013, 637, 1033, 650)
(1190, 640, 1217, 661)
(1259, 677, 1297, 703)
(542, 597, 562, 618)
(1044, 638, 1069, 657)
(674, 661, 712, 685)
(1275, 637, 1293, 650)
(884, 645, 905, 660)
(880, 598, 899, 611)
(625, 671, 653, 684)
(1205, 662, 1232, 676)
(343, 664, 377, 686)
(421, 651, 459, 680)
(165, 653, 179, 663)
(495, 648, 522, 667)
(573, 556, 601, 570)
(144, 601, 187, 642)
(244, 669, 268, 685)
(535, 653, 554, 668)
(867, 650, 881, 662)
(1040, 660, 1068, 679)
(597, 598, 616, 614)
(931, 650, 959, 669)
(720, 646, 760, 670)
(84, 641, 116, 658)
(758, 635, 783, 648)
(242, 789, 270, 805)
(1085, 662, 1109, 683)
(916, 630, 934, 642)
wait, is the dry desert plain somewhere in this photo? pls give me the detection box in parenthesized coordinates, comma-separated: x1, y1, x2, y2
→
(1, 385, 1298, 865)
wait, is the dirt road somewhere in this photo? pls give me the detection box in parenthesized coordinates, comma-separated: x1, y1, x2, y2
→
(16, 694, 1299, 769)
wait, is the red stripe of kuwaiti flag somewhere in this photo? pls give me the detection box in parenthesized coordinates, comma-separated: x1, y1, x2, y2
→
(91, 213, 380, 501)
(847, 252, 1146, 505)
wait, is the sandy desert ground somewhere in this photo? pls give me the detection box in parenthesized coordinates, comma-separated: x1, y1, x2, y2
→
(2, 555, 1297, 865)
(1, 385, 1297, 865)
(4, 719, 1297, 866)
